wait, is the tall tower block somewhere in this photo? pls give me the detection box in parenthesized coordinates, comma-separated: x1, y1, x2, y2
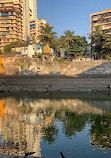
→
(29, 0, 37, 19)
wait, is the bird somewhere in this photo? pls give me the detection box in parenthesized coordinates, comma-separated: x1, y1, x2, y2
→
(60, 152, 65, 158)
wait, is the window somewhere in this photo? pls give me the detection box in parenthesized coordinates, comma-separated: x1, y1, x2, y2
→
(93, 15, 98, 18)
(93, 21, 98, 24)
(108, 18, 111, 22)
(30, 24, 36, 27)
(10, 12, 14, 16)
(99, 20, 104, 23)
(1, 12, 9, 16)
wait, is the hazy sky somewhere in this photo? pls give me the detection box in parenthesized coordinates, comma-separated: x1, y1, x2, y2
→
(37, 0, 111, 40)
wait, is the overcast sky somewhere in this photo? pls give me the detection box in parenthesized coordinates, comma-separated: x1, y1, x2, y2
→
(37, 0, 111, 41)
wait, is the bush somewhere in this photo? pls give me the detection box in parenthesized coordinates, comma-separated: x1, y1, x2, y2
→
(56, 58, 66, 63)
(0, 49, 2, 54)
(4, 44, 12, 53)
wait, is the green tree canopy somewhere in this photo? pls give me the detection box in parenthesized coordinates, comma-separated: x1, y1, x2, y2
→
(60, 30, 75, 50)
(37, 23, 57, 47)
(67, 36, 87, 57)
(90, 26, 111, 59)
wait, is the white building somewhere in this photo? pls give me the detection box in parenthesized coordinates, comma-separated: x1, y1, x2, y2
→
(21, 44, 44, 57)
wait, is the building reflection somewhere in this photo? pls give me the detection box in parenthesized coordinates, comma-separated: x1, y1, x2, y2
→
(0, 97, 110, 157)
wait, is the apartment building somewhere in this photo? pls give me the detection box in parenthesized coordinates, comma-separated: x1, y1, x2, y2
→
(22, 0, 31, 43)
(29, 0, 37, 19)
(0, 0, 23, 50)
(30, 19, 46, 43)
(90, 8, 111, 34)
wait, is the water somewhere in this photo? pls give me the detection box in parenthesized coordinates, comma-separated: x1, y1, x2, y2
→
(0, 92, 111, 158)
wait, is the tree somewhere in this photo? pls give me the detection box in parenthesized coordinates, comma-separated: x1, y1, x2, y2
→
(90, 26, 111, 59)
(4, 43, 12, 53)
(61, 30, 75, 50)
(37, 23, 57, 47)
(102, 32, 111, 59)
(67, 36, 87, 58)
(3, 41, 22, 53)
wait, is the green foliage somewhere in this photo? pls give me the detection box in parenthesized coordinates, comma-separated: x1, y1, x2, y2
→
(28, 63, 32, 68)
(56, 58, 66, 63)
(62, 112, 87, 137)
(16, 62, 20, 66)
(90, 113, 111, 149)
(90, 26, 111, 59)
(0, 49, 2, 54)
(3, 40, 22, 53)
(20, 65, 24, 70)
(37, 23, 57, 47)
(67, 36, 87, 57)
(60, 30, 75, 50)
(42, 123, 58, 144)
(59, 31, 87, 58)
(4, 43, 12, 53)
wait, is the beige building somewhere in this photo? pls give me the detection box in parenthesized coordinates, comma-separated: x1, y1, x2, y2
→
(29, 0, 37, 20)
(0, 0, 23, 50)
(90, 8, 111, 34)
(30, 19, 47, 43)
(22, 0, 31, 43)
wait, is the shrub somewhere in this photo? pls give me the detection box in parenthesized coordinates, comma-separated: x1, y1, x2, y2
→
(0, 49, 2, 55)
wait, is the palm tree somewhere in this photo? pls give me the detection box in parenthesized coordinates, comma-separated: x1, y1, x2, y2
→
(90, 26, 111, 59)
(37, 23, 57, 47)
(61, 30, 75, 50)
(90, 26, 103, 59)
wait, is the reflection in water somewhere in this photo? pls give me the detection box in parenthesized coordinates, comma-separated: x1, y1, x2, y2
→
(90, 113, 111, 150)
(0, 95, 110, 157)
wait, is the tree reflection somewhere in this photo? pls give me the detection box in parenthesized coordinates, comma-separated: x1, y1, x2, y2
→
(42, 122, 58, 144)
(90, 113, 111, 150)
(55, 110, 87, 138)
(18, 103, 33, 114)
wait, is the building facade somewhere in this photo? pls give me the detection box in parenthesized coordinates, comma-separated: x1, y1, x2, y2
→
(22, 0, 31, 43)
(0, 0, 23, 50)
(90, 8, 111, 34)
(0, 0, 47, 51)
(30, 19, 46, 43)
(29, 0, 37, 19)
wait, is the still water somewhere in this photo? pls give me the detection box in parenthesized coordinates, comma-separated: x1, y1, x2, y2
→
(0, 92, 111, 158)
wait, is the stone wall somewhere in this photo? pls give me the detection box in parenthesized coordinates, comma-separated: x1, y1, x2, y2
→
(2, 57, 110, 76)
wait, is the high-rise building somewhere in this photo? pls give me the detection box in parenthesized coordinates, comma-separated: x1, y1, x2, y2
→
(22, 0, 31, 43)
(90, 8, 111, 34)
(0, 0, 23, 50)
(30, 19, 46, 43)
(29, 0, 37, 19)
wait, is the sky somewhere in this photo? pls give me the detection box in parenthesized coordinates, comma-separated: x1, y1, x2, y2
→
(37, 0, 111, 41)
